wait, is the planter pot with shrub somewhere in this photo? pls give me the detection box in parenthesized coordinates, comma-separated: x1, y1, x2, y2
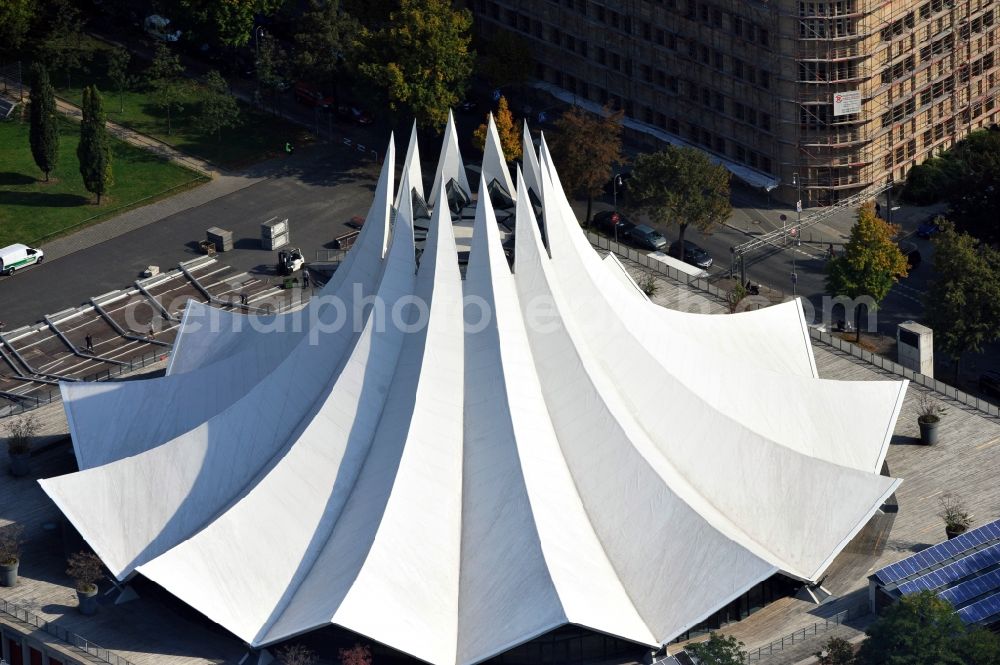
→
(939, 492, 973, 541)
(917, 394, 946, 445)
(0, 523, 24, 587)
(76, 584, 99, 615)
(0, 559, 18, 587)
(918, 415, 940, 445)
(5, 413, 38, 477)
(946, 524, 968, 540)
(67, 550, 104, 616)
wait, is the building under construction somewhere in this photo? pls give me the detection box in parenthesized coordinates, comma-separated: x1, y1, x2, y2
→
(470, 0, 1000, 206)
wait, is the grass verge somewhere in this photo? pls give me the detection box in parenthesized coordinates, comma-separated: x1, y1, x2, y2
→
(52, 37, 308, 169)
(0, 116, 206, 247)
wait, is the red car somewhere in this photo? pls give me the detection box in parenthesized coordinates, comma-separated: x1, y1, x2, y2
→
(293, 82, 334, 109)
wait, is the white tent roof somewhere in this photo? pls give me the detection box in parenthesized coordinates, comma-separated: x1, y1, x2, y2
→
(41, 120, 905, 665)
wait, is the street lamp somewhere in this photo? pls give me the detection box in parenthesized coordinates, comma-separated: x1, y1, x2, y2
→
(253, 26, 265, 101)
(791, 171, 802, 246)
(612, 173, 624, 245)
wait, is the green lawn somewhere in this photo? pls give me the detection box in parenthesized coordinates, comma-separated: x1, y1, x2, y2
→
(0, 117, 205, 247)
(53, 41, 308, 169)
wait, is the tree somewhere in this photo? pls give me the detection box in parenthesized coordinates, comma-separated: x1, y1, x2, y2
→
(855, 591, 979, 665)
(355, 0, 474, 131)
(826, 202, 908, 341)
(106, 46, 131, 114)
(472, 96, 521, 160)
(37, 0, 88, 90)
(629, 144, 731, 254)
(548, 105, 623, 224)
(923, 219, 1000, 382)
(944, 130, 1000, 245)
(685, 632, 746, 665)
(0, 0, 36, 55)
(476, 30, 533, 89)
(178, 0, 285, 48)
(338, 644, 373, 665)
(255, 33, 289, 114)
(146, 43, 186, 136)
(815, 636, 855, 665)
(28, 63, 59, 182)
(77, 86, 114, 204)
(955, 625, 1000, 665)
(294, 0, 360, 92)
(198, 71, 240, 141)
(275, 644, 316, 665)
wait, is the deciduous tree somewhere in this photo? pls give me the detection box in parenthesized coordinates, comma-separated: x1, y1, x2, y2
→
(28, 63, 59, 182)
(923, 218, 1000, 382)
(146, 43, 186, 136)
(37, 0, 88, 90)
(338, 644, 373, 665)
(826, 201, 908, 341)
(548, 105, 623, 224)
(255, 33, 288, 114)
(294, 0, 360, 93)
(685, 632, 746, 665)
(77, 86, 114, 204)
(106, 46, 131, 114)
(815, 636, 855, 665)
(0, 0, 36, 55)
(355, 0, 474, 131)
(472, 96, 521, 160)
(628, 144, 731, 253)
(854, 591, 998, 665)
(275, 644, 316, 665)
(179, 0, 285, 48)
(198, 70, 240, 141)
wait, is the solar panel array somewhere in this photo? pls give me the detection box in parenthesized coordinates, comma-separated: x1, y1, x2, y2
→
(897, 542, 1000, 595)
(873, 519, 1000, 586)
(873, 519, 1000, 626)
(957, 591, 1000, 625)
(0, 98, 17, 119)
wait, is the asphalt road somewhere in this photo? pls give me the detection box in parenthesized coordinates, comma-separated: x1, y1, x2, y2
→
(0, 144, 378, 329)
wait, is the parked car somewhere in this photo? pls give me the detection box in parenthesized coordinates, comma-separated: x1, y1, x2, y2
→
(337, 104, 374, 125)
(0, 243, 44, 275)
(917, 216, 943, 238)
(592, 210, 634, 239)
(899, 240, 921, 269)
(668, 240, 713, 269)
(293, 82, 334, 109)
(980, 370, 1000, 400)
(626, 224, 668, 251)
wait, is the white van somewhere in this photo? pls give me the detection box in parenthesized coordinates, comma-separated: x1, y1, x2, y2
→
(0, 244, 45, 275)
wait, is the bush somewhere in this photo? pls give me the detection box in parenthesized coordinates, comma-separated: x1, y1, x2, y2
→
(66, 550, 103, 592)
(4, 414, 39, 456)
(0, 523, 24, 565)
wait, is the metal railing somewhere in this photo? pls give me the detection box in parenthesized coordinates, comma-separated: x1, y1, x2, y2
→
(810, 329, 1000, 417)
(0, 345, 169, 418)
(587, 231, 1000, 421)
(744, 604, 869, 663)
(0, 598, 138, 665)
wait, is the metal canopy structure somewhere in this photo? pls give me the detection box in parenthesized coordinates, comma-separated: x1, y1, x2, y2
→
(872, 519, 1000, 627)
(42, 114, 907, 665)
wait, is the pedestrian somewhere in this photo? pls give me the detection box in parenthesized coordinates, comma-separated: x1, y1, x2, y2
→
(240, 292, 248, 306)
(828, 243, 835, 259)
(302, 270, 309, 288)
(148, 324, 155, 339)
(85, 333, 94, 352)
(875, 202, 882, 218)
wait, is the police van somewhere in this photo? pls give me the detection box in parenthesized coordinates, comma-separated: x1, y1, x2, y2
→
(0, 244, 45, 275)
